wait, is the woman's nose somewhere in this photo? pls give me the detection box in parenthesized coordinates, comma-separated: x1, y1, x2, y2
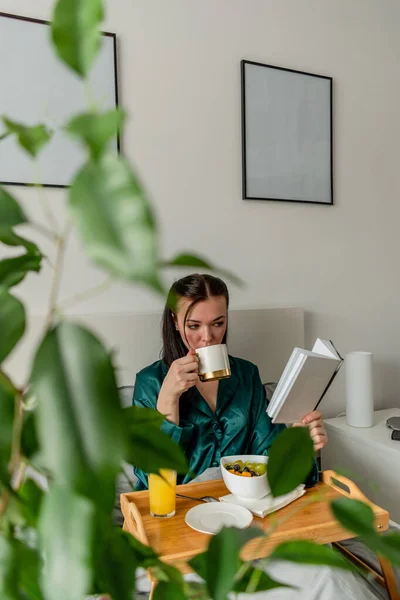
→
(201, 327, 213, 345)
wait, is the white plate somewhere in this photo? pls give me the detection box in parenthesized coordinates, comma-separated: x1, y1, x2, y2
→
(185, 502, 253, 535)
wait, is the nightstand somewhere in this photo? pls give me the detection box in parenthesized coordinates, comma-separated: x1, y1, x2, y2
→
(321, 408, 400, 524)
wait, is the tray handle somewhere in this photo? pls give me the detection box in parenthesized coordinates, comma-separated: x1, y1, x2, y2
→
(126, 501, 149, 546)
(322, 470, 387, 532)
(322, 469, 371, 503)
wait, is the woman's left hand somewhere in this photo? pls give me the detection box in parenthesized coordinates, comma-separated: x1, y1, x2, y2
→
(293, 410, 327, 452)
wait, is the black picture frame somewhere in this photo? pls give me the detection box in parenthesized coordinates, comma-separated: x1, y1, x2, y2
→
(241, 59, 333, 205)
(0, 11, 120, 189)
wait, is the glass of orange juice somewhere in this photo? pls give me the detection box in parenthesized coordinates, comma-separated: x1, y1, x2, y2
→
(148, 469, 177, 518)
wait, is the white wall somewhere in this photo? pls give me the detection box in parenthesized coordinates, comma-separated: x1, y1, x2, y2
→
(1, 0, 400, 416)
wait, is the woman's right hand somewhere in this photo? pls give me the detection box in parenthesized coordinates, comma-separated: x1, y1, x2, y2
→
(160, 348, 199, 400)
(157, 349, 199, 424)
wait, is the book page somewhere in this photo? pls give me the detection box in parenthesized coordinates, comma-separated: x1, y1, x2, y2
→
(269, 348, 301, 404)
(268, 353, 306, 418)
(312, 338, 339, 359)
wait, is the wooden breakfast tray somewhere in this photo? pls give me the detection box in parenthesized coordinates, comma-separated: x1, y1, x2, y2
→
(120, 471, 399, 600)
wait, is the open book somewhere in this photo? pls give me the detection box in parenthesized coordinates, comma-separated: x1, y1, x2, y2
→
(267, 339, 343, 424)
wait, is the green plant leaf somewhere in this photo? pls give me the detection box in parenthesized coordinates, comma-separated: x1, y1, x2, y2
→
(51, 0, 104, 77)
(153, 582, 186, 600)
(233, 565, 291, 593)
(270, 540, 354, 571)
(0, 536, 18, 600)
(18, 479, 44, 528)
(39, 485, 95, 600)
(0, 230, 41, 254)
(0, 374, 15, 474)
(15, 541, 44, 600)
(267, 427, 314, 497)
(20, 410, 40, 460)
(4, 478, 43, 530)
(145, 561, 184, 587)
(0, 536, 43, 600)
(92, 524, 184, 599)
(92, 525, 138, 600)
(162, 253, 243, 287)
(0, 464, 11, 496)
(0, 254, 42, 288)
(330, 498, 400, 565)
(0, 188, 27, 230)
(2, 118, 52, 158)
(369, 532, 400, 566)
(206, 527, 264, 600)
(190, 527, 264, 600)
(194, 558, 290, 597)
(125, 531, 158, 560)
(0, 287, 26, 362)
(330, 498, 375, 537)
(185, 582, 210, 600)
(126, 405, 165, 428)
(69, 155, 162, 292)
(0, 230, 43, 288)
(189, 552, 208, 581)
(31, 322, 127, 511)
(66, 109, 124, 160)
(125, 407, 188, 474)
(0, 374, 18, 498)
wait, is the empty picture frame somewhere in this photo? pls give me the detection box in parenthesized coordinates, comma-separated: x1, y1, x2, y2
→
(241, 60, 333, 205)
(0, 12, 119, 188)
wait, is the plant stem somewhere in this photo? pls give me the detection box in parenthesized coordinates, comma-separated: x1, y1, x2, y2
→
(11, 462, 27, 491)
(45, 221, 72, 329)
(30, 221, 58, 242)
(36, 185, 59, 232)
(246, 567, 263, 594)
(60, 276, 113, 310)
(20, 215, 70, 389)
(34, 163, 59, 233)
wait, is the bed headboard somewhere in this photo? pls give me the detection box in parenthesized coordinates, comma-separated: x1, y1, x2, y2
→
(4, 307, 304, 387)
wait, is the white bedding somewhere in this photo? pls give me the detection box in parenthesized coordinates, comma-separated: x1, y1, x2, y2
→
(237, 561, 380, 599)
(134, 560, 381, 599)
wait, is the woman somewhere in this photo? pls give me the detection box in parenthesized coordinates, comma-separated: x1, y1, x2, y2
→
(132, 273, 327, 489)
(132, 274, 380, 600)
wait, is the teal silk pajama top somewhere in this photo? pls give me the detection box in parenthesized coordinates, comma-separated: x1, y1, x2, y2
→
(132, 355, 318, 490)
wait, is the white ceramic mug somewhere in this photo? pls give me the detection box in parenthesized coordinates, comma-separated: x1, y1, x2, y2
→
(195, 344, 231, 382)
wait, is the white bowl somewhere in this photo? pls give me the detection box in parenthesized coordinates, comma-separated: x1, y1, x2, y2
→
(220, 454, 270, 500)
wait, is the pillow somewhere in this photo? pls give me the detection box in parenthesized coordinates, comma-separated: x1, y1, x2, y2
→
(113, 461, 138, 527)
(119, 385, 134, 408)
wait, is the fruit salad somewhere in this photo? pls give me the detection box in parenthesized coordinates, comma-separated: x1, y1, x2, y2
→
(224, 460, 267, 477)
